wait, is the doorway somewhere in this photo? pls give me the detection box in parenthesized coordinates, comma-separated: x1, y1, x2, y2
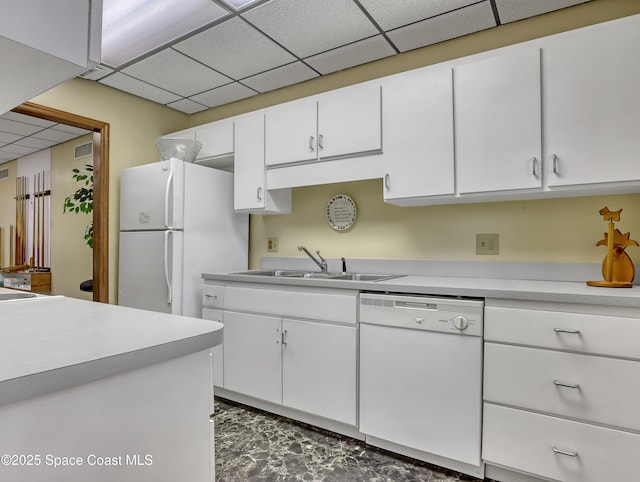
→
(12, 102, 109, 303)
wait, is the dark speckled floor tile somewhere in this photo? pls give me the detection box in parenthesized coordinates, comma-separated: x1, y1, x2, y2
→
(214, 398, 478, 482)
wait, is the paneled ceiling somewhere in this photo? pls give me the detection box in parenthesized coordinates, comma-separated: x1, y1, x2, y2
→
(1, 0, 590, 164)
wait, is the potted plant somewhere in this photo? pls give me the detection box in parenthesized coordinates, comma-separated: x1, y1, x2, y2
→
(63, 164, 93, 248)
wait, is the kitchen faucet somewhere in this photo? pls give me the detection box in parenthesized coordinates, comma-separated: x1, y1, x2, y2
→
(298, 246, 328, 272)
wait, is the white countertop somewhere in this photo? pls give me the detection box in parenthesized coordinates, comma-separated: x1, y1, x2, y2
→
(203, 271, 640, 308)
(0, 292, 223, 406)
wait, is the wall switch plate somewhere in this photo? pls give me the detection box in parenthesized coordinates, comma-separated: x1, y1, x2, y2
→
(476, 233, 499, 255)
(267, 237, 279, 252)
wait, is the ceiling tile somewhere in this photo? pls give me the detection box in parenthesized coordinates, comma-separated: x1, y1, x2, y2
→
(242, 62, 319, 93)
(32, 128, 80, 143)
(0, 151, 17, 162)
(190, 82, 257, 108)
(304, 35, 396, 75)
(388, 1, 497, 52)
(359, 0, 481, 31)
(166, 98, 210, 114)
(1, 112, 56, 128)
(242, 0, 379, 58)
(174, 17, 296, 79)
(52, 124, 91, 136)
(99, 73, 182, 105)
(14, 137, 57, 150)
(0, 132, 22, 145)
(0, 119, 44, 136)
(495, 0, 591, 24)
(123, 49, 232, 97)
(1, 144, 38, 156)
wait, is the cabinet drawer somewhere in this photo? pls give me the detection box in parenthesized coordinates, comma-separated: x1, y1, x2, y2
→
(202, 284, 224, 308)
(485, 306, 640, 359)
(224, 285, 358, 324)
(484, 343, 640, 431)
(483, 403, 640, 482)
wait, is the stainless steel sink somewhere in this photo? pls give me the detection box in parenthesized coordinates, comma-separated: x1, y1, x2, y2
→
(231, 270, 404, 282)
(330, 273, 404, 282)
(0, 292, 37, 302)
(231, 269, 307, 277)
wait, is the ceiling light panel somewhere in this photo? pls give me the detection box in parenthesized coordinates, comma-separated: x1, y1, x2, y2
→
(102, 0, 230, 67)
(221, 0, 262, 10)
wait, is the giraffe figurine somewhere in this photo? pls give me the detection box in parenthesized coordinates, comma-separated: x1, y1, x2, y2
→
(587, 207, 638, 288)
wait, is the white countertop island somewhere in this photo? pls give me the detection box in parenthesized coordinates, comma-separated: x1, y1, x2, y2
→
(0, 292, 222, 482)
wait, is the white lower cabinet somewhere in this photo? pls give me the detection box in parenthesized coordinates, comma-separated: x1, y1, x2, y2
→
(208, 282, 358, 427)
(483, 404, 640, 482)
(282, 318, 356, 425)
(223, 311, 282, 404)
(483, 300, 640, 481)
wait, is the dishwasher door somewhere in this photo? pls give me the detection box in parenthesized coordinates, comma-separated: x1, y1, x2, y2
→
(359, 293, 484, 475)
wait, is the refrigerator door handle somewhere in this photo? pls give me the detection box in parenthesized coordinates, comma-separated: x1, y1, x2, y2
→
(164, 163, 174, 229)
(163, 231, 173, 305)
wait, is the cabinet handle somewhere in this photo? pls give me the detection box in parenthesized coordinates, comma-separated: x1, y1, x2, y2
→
(414, 317, 424, 324)
(282, 329, 288, 345)
(309, 136, 315, 152)
(318, 134, 324, 150)
(552, 154, 559, 175)
(554, 328, 581, 334)
(553, 379, 580, 389)
(532, 157, 539, 178)
(384, 173, 390, 190)
(256, 187, 263, 200)
(552, 446, 579, 457)
(205, 294, 217, 299)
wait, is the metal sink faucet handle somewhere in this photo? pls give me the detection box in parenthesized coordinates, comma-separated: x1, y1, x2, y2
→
(298, 246, 328, 272)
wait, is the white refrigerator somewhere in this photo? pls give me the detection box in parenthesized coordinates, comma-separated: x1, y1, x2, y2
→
(118, 158, 248, 318)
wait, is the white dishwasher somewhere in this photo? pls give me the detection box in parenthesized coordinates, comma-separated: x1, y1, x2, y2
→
(359, 293, 484, 479)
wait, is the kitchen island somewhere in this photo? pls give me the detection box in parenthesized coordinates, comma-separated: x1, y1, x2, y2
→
(0, 290, 221, 482)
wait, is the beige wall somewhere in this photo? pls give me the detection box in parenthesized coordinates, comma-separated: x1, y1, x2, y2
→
(31, 79, 190, 302)
(50, 134, 93, 299)
(0, 160, 17, 267)
(249, 179, 640, 268)
(29, 0, 640, 300)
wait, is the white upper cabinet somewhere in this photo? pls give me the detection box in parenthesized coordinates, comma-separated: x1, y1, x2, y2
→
(1, 0, 101, 114)
(196, 120, 234, 161)
(234, 113, 291, 214)
(265, 97, 318, 166)
(265, 83, 382, 167)
(454, 47, 542, 194)
(317, 83, 382, 161)
(382, 66, 454, 205)
(544, 16, 640, 188)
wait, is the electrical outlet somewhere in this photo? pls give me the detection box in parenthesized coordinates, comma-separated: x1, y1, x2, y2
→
(267, 237, 279, 252)
(476, 233, 499, 255)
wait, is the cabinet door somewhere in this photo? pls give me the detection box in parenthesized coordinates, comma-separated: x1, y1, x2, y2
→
(455, 47, 542, 193)
(202, 308, 224, 388)
(196, 121, 233, 160)
(282, 319, 356, 425)
(318, 83, 382, 160)
(223, 311, 282, 404)
(545, 17, 640, 187)
(382, 67, 454, 202)
(234, 113, 266, 211)
(265, 97, 317, 166)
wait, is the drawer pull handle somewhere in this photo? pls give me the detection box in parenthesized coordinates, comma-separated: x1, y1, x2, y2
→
(205, 294, 217, 299)
(554, 328, 580, 334)
(414, 317, 424, 324)
(553, 379, 580, 389)
(552, 446, 578, 457)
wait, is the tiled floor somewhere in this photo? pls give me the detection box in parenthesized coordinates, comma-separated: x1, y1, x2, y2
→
(214, 398, 477, 482)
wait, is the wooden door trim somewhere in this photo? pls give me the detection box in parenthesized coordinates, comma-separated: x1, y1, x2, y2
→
(13, 102, 109, 303)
